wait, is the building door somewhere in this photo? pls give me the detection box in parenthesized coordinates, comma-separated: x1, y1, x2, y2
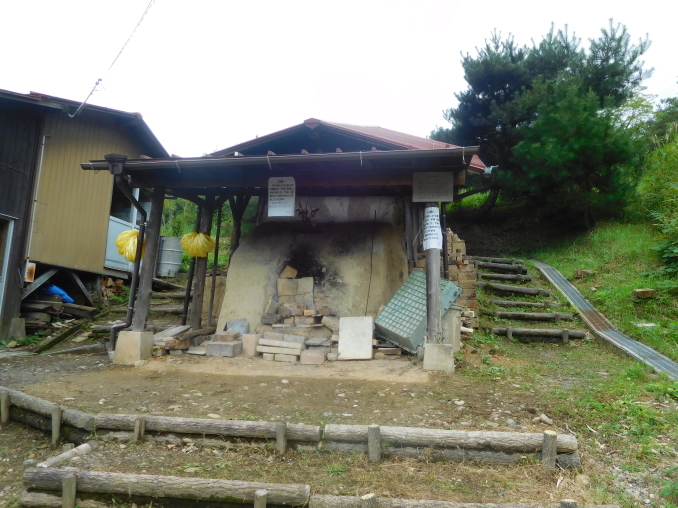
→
(0, 216, 14, 313)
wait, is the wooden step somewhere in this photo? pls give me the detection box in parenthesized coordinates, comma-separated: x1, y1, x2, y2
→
(479, 273, 532, 282)
(484, 310, 573, 321)
(478, 282, 551, 296)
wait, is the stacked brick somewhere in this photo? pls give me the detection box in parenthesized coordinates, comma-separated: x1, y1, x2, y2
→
(446, 230, 478, 311)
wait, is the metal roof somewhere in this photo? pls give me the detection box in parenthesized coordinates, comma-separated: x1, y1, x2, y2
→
(0, 88, 168, 158)
(212, 118, 486, 171)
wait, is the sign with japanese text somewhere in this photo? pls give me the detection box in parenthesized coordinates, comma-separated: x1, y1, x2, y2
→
(268, 177, 295, 217)
(412, 172, 454, 202)
(423, 206, 443, 250)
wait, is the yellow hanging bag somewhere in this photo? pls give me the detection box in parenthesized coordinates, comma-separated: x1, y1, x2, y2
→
(180, 232, 215, 258)
(115, 230, 146, 262)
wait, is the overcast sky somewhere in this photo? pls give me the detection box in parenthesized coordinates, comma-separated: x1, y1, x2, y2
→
(2, 0, 677, 157)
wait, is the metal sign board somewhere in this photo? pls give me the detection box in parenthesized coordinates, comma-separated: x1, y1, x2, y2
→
(412, 172, 454, 202)
(423, 207, 443, 250)
(268, 177, 295, 217)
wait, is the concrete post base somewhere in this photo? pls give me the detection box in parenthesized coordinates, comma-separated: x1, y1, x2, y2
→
(423, 343, 456, 372)
(114, 331, 154, 365)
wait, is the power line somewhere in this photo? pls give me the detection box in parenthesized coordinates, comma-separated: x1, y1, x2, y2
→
(69, 0, 157, 118)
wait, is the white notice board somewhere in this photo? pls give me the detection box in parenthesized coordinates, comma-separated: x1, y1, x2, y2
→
(268, 177, 296, 217)
(412, 172, 454, 203)
(423, 207, 443, 250)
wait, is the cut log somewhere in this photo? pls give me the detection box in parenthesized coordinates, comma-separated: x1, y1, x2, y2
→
(93, 414, 321, 441)
(478, 282, 551, 296)
(323, 424, 577, 452)
(23, 468, 311, 506)
(8, 407, 89, 444)
(484, 311, 573, 321)
(152, 278, 185, 291)
(21, 301, 63, 313)
(152, 291, 190, 299)
(476, 262, 528, 274)
(61, 303, 98, 318)
(325, 442, 581, 469)
(20, 490, 108, 508)
(479, 273, 533, 282)
(149, 305, 184, 314)
(490, 299, 561, 309)
(37, 441, 96, 468)
(632, 288, 657, 299)
(492, 328, 585, 338)
(467, 256, 524, 265)
(4, 388, 94, 430)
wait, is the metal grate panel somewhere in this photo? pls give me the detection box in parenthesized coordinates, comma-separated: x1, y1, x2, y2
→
(374, 268, 461, 353)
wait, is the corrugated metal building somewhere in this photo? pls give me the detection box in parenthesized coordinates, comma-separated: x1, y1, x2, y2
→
(0, 89, 167, 343)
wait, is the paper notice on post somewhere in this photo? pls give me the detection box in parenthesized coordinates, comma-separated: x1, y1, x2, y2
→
(268, 177, 295, 217)
(423, 207, 443, 250)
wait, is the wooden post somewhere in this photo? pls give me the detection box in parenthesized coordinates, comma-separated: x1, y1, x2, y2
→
(132, 186, 165, 331)
(190, 204, 214, 330)
(424, 203, 442, 343)
(254, 489, 268, 508)
(51, 406, 62, 449)
(207, 204, 223, 328)
(133, 417, 146, 442)
(181, 208, 202, 326)
(62, 474, 77, 508)
(367, 424, 381, 463)
(560, 500, 578, 508)
(562, 329, 569, 344)
(404, 198, 414, 267)
(542, 430, 558, 468)
(441, 203, 449, 280)
(360, 493, 378, 508)
(275, 422, 287, 456)
(0, 390, 9, 428)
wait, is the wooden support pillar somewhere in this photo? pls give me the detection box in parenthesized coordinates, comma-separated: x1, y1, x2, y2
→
(133, 417, 146, 442)
(275, 422, 287, 456)
(62, 474, 77, 508)
(404, 197, 414, 267)
(228, 194, 252, 263)
(181, 208, 202, 326)
(190, 204, 214, 330)
(51, 406, 62, 449)
(425, 203, 442, 343)
(254, 489, 268, 508)
(0, 390, 9, 428)
(367, 424, 381, 463)
(132, 186, 165, 331)
(207, 204, 223, 328)
(441, 203, 449, 280)
(542, 430, 558, 468)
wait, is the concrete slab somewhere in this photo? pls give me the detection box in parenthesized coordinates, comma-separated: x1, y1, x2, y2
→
(205, 341, 242, 357)
(259, 338, 305, 350)
(283, 334, 307, 344)
(305, 337, 331, 346)
(338, 317, 374, 361)
(264, 299, 279, 315)
(187, 346, 207, 355)
(297, 277, 314, 295)
(257, 345, 303, 355)
(295, 292, 315, 310)
(213, 331, 241, 343)
(277, 278, 298, 297)
(301, 349, 326, 365)
(263, 332, 284, 341)
(262, 353, 275, 361)
(153, 325, 191, 340)
(241, 334, 260, 358)
(275, 353, 298, 362)
(114, 331, 154, 365)
(280, 265, 298, 278)
(423, 343, 455, 372)
(226, 318, 249, 334)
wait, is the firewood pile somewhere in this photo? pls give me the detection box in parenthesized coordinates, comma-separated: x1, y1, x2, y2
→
(101, 278, 125, 300)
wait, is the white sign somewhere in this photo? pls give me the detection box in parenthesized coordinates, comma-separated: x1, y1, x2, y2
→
(423, 207, 443, 251)
(412, 172, 454, 203)
(268, 177, 295, 217)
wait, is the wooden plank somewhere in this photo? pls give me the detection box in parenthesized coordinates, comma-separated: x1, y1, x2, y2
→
(64, 270, 94, 307)
(61, 303, 98, 318)
(491, 328, 585, 338)
(21, 268, 58, 300)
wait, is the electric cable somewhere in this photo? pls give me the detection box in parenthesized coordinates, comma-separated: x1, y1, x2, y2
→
(69, 0, 157, 118)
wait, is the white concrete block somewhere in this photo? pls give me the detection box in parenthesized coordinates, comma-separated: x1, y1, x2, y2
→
(262, 353, 275, 361)
(259, 338, 305, 350)
(300, 349, 326, 365)
(114, 331, 154, 365)
(206, 341, 242, 357)
(338, 316, 374, 360)
(241, 334, 260, 358)
(423, 343, 456, 372)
